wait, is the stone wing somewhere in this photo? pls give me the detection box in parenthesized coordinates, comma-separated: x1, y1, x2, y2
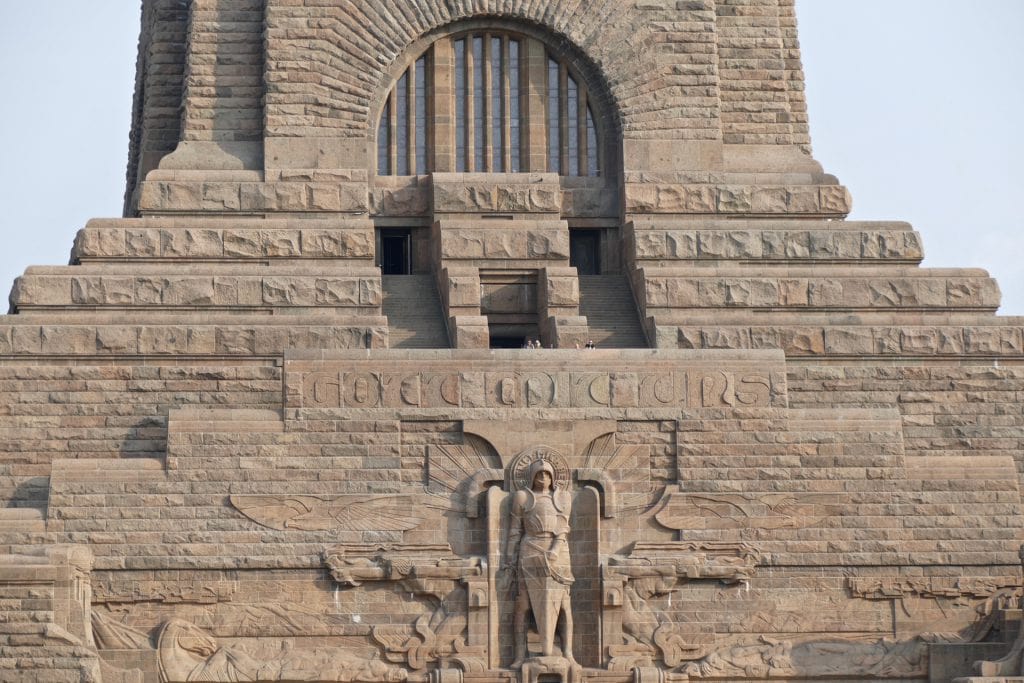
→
(425, 440, 503, 515)
(327, 496, 428, 532)
(581, 433, 660, 513)
(653, 491, 825, 531)
(230, 495, 329, 531)
(230, 495, 427, 532)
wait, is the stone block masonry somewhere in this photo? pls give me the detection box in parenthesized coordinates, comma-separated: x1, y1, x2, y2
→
(0, 1, 1022, 682)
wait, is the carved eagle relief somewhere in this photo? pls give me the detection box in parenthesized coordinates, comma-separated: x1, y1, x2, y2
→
(229, 494, 429, 532)
(230, 431, 661, 532)
(653, 490, 827, 531)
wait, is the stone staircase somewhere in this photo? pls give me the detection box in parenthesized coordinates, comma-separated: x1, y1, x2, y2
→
(382, 275, 450, 349)
(579, 275, 648, 348)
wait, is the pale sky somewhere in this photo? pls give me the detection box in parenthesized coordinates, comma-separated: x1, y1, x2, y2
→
(0, 1, 1020, 316)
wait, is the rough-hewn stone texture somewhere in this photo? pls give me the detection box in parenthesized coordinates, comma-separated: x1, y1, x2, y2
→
(2, 2, 1023, 682)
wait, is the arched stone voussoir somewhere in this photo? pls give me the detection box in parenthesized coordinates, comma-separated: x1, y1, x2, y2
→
(264, 0, 719, 141)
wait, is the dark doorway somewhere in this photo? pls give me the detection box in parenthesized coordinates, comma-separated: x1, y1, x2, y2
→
(488, 323, 540, 349)
(490, 335, 526, 349)
(379, 229, 411, 275)
(570, 230, 600, 275)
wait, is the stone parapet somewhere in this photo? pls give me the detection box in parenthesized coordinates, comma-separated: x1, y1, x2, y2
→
(625, 182, 852, 216)
(653, 322, 1024, 358)
(637, 267, 1001, 313)
(626, 219, 924, 263)
(540, 268, 581, 318)
(438, 267, 482, 319)
(449, 315, 490, 350)
(137, 178, 370, 213)
(0, 318, 388, 356)
(542, 316, 590, 351)
(433, 219, 570, 265)
(12, 267, 383, 312)
(72, 217, 375, 262)
(432, 173, 562, 217)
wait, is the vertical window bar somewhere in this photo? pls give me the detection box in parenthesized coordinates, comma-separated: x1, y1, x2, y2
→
(415, 57, 428, 175)
(559, 63, 569, 176)
(508, 39, 520, 173)
(403, 66, 411, 175)
(473, 36, 485, 172)
(388, 87, 399, 176)
(455, 38, 467, 173)
(567, 75, 579, 177)
(579, 87, 589, 177)
(491, 36, 504, 172)
(587, 103, 599, 177)
(547, 57, 560, 174)
(483, 35, 491, 172)
(482, 35, 493, 171)
(377, 101, 390, 175)
(396, 71, 409, 175)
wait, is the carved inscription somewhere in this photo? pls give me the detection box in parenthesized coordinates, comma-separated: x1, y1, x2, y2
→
(300, 369, 776, 410)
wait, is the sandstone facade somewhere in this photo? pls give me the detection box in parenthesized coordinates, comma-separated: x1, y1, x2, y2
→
(1, 2, 1023, 682)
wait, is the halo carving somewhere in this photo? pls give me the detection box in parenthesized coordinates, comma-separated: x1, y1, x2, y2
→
(510, 446, 570, 491)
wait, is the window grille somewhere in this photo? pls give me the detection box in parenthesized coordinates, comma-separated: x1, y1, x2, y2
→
(377, 32, 602, 178)
(378, 55, 429, 176)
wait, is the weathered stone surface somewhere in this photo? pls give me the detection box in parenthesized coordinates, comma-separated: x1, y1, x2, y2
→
(433, 174, 562, 215)
(624, 183, 852, 216)
(1, 2, 1023, 682)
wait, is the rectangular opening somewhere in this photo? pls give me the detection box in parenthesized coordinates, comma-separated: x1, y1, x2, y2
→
(570, 229, 601, 275)
(377, 228, 411, 275)
(488, 323, 540, 349)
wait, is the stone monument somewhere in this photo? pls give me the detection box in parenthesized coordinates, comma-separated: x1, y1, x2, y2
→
(504, 456, 577, 672)
(0, 2, 1022, 682)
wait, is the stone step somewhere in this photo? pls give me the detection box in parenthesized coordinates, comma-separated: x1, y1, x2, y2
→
(382, 275, 449, 349)
(579, 275, 647, 348)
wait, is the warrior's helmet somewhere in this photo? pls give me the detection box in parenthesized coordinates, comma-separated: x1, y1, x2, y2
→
(526, 459, 557, 490)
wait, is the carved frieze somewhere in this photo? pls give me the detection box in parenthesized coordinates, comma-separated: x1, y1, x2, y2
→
(624, 183, 852, 216)
(156, 618, 410, 682)
(847, 576, 1020, 600)
(93, 577, 237, 605)
(681, 634, 956, 680)
(295, 367, 780, 410)
(432, 174, 561, 215)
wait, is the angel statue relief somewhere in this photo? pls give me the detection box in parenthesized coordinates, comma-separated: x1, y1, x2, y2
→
(503, 458, 577, 668)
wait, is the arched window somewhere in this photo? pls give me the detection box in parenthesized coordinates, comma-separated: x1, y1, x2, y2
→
(377, 31, 603, 178)
(378, 55, 429, 176)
